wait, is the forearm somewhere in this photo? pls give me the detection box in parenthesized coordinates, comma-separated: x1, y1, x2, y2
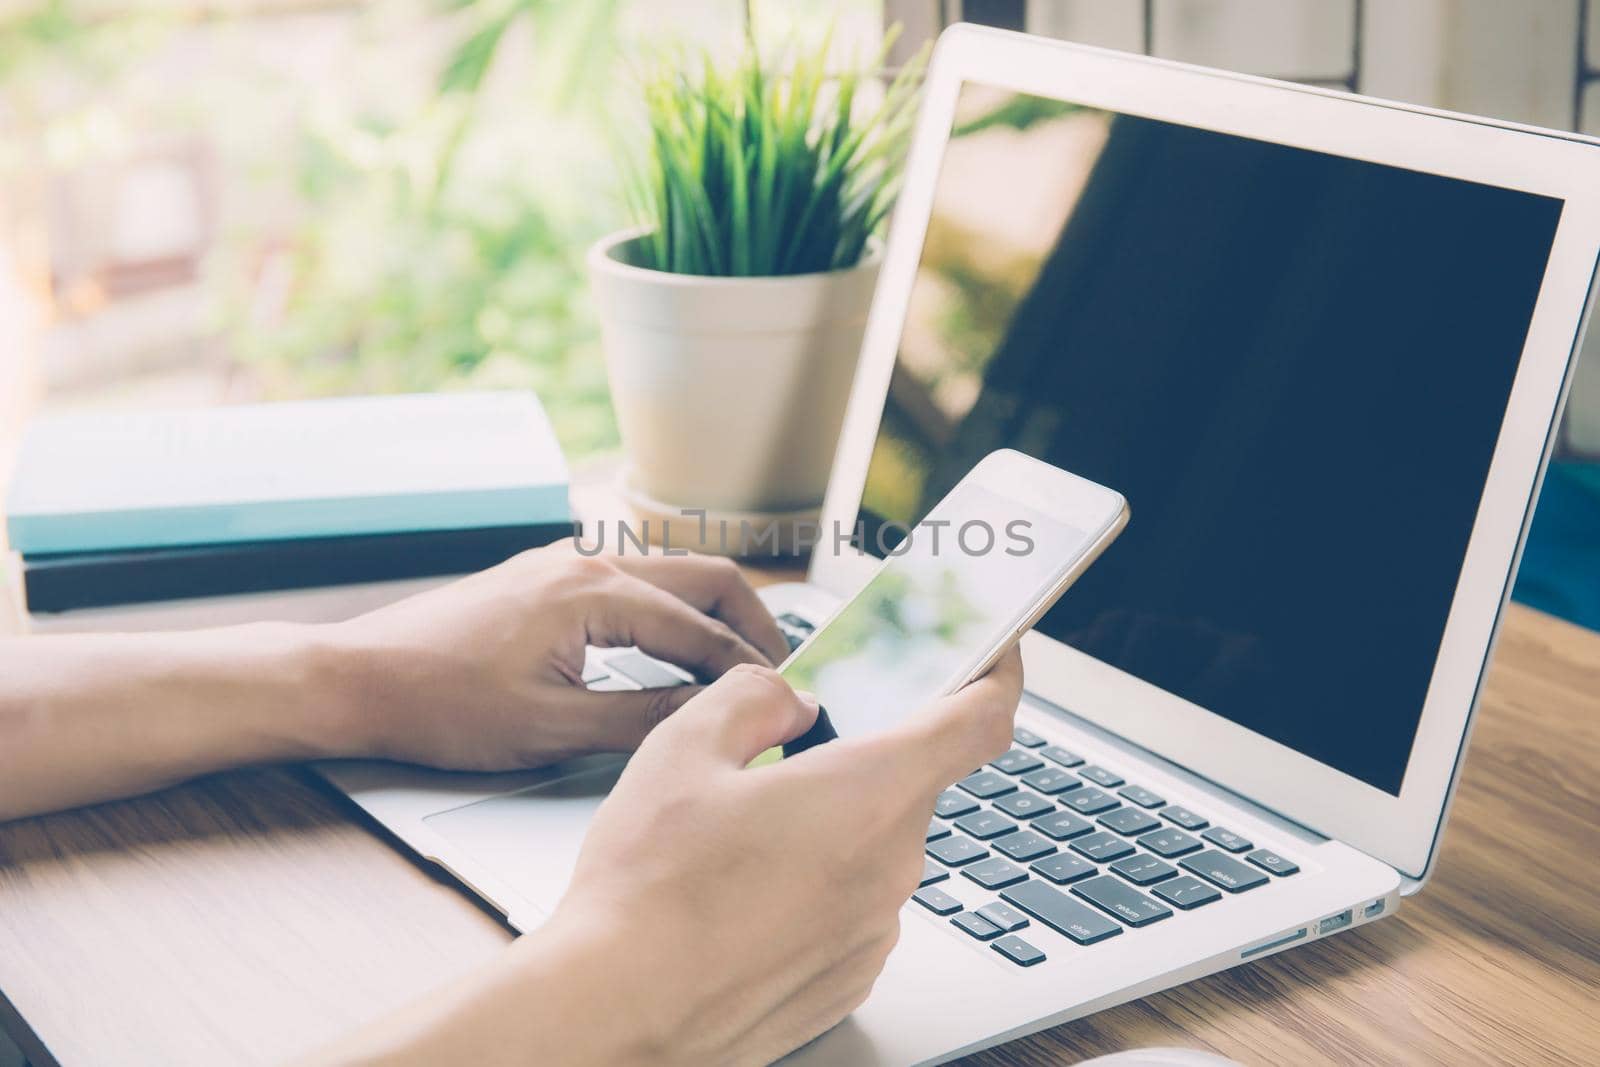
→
(0, 622, 367, 821)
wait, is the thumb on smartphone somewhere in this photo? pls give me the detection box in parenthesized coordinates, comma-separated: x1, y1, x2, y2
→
(653, 664, 822, 770)
(879, 646, 1025, 796)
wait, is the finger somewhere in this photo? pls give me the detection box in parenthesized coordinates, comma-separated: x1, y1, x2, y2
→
(652, 664, 820, 767)
(587, 573, 771, 681)
(559, 684, 705, 751)
(874, 645, 1024, 795)
(762, 646, 1024, 794)
(607, 553, 791, 666)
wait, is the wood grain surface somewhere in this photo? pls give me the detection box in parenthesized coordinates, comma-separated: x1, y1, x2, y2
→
(0, 580, 1596, 1065)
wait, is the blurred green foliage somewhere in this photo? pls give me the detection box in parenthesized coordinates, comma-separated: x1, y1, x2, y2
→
(229, 0, 625, 455)
(0, 1, 144, 82)
(4, 1, 889, 458)
(230, 148, 620, 453)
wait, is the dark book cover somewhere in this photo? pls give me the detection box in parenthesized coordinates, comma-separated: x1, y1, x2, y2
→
(22, 522, 576, 612)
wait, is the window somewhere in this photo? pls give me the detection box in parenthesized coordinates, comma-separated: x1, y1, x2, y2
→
(0, 0, 884, 463)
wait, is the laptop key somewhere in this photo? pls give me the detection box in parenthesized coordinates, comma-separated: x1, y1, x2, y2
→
(1072, 875, 1173, 927)
(954, 810, 1018, 841)
(1030, 853, 1097, 885)
(951, 912, 1004, 941)
(1246, 849, 1300, 877)
(962, 857, 1030, 890)
(992, 830, 1057, 862)
(976, 901, 1031, 932)
(912, 885, 963, 915)
(605, 650, 691, 688)
(928, 836, 989, 867)
(1109, 854, 1178, 886)
(1070, 831, 1136, 863)
(1001, 880, 1123, 945)
(991, 934, 1047, 966)
(1118, 785, 1166, 808)
(1012, 727, 1047, 748)
(1032, 811, 1095, 840)
(926, 820, 952, 843)
(1063, 788, 1121, 815)
(1138, 828, 1204, 858)
(1162, 806, 1209, 831)
(993, 791, 1055, 820)
(1151, 875, 1222, 910)
(935, 790, 979, 819)
(1078, 765, 1125, 788)
(1021, 768, 1082, 795)
(1202, 827, 1253, 853)
(1039, 745, 1085, 768)
(992, 749, 1046, 775)
(1180, 850, 1270, 892)
(1099, 807, 1161, 836)
(920, 860, 950, 888)
(958, 771, 1018, 800)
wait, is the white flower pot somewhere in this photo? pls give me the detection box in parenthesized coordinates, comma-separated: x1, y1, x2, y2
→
(588, 229, 880, 552)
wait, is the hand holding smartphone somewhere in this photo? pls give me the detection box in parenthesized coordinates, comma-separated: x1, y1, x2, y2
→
(755, 450, 1128, 764)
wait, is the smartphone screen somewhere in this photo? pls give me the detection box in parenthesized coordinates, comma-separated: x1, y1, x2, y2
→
(753, 476, 1106, 764)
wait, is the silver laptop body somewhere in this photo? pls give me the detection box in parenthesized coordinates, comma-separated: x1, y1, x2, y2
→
(320, 26, 1600, 1066)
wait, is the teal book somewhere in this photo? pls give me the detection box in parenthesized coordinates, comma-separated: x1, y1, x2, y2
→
(6, 392, 571, 554)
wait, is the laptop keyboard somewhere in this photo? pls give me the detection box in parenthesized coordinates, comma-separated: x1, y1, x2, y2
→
(582, 606, 1301, 970)
(918, 727, 1302, 966)
(581, 612, 814, 690)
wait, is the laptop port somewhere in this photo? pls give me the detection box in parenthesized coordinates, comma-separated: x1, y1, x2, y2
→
(1239, 927, 1307, 959)
(1363, 898, 1386, 919)
(1317, 909, 1353, 935)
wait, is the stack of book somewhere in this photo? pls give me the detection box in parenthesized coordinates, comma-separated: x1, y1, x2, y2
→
(4, 393, 574, 632)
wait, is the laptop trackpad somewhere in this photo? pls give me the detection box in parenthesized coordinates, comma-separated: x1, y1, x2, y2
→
(422, 757, 627, 919)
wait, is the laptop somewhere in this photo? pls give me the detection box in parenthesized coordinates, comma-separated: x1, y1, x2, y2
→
(319, 24, 1600, 1065)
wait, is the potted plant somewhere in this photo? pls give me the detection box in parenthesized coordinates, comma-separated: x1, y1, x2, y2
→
(589, 30, 925, 554)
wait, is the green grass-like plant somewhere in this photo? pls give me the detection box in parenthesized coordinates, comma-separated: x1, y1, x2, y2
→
(626, 28, 927, 277)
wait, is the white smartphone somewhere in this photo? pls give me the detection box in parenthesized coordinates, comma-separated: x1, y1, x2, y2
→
(758, 449, 1128, 763)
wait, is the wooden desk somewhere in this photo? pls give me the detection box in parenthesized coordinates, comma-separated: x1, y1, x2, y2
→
(0, 579, 1596, 1065)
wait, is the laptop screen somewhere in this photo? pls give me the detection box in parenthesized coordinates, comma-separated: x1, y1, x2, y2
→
(855, 84, 1564, 795)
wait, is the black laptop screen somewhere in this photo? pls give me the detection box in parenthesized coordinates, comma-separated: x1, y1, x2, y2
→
(856, 85, 1563, 794)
